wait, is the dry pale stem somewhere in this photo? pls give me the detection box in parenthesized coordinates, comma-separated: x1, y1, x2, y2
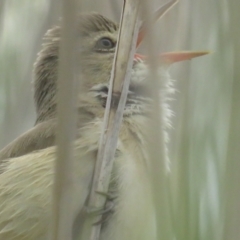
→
(86, 1, 141, 240)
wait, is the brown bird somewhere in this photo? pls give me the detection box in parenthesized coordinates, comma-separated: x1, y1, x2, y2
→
(0, 12, 208, 240)
(0, 11, 208, 161)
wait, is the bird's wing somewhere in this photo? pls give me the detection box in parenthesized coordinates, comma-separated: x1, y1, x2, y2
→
(0, 106, 96, 163)
(0, 138, 96, 240)
(0, 119, 57, 162)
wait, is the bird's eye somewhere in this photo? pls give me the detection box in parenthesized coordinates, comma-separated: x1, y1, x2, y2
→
(95, 37, 115, 51)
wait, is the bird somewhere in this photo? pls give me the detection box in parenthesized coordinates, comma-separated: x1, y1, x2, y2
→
(0, 11, 208, 240)
(0, 8, 208, 162)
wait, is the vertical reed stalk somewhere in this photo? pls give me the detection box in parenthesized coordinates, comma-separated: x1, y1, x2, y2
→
(51, 0, 79, 239)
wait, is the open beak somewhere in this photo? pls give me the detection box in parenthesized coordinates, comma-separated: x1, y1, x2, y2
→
(137, 0, 179, 47)
(136, 0, 210, 64)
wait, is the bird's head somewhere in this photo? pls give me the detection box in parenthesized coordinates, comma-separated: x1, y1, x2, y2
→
(33, 11, 208, 123)
(34, 13, 119, 123)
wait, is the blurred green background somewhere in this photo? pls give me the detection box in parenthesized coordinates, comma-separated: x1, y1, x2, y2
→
(0, 0, 239, 239)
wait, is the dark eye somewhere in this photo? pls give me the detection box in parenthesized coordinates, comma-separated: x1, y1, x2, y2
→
(95, 37, 115, 51)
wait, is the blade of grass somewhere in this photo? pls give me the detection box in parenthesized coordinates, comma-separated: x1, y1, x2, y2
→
(138, 0, 176, 239)
(222, 0, 240, 238)
(51, 0, 79, 239)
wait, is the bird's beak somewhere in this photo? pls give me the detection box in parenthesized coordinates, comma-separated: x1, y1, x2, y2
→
(134, 51, 210, 64)
(135, 0, 210, 64)
(137, 0, 179, 48)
